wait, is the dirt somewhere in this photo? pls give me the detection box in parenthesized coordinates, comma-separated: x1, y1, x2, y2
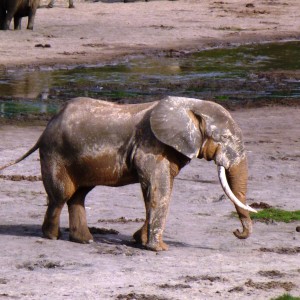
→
(250, 202, 272, 209)
(0, 0, 300, 69)
(0, 0, 300, 299)
(0, 106, 299, 300)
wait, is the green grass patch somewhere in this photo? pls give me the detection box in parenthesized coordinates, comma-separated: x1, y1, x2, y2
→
(215, 95, 230, 101)
(271, 293, 300, 300)
(250, 208, 300, 223)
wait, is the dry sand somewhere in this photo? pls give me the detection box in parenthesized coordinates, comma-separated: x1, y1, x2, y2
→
(0, 0, 299, 68)
(0, 105, 299, 300)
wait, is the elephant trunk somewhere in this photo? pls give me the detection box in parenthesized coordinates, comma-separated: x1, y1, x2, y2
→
(218, 157, 254, 239)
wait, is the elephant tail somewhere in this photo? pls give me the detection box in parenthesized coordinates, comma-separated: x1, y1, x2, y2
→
(0, 137, 41, 172)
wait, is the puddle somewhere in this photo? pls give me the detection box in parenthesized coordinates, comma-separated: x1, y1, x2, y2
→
(0, 41, 299, 118)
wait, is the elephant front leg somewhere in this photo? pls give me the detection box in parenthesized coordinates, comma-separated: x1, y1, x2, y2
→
(134, 187, 171, 251)
(134, 158, 174, 251)
(146, 194, 171, 251)
(13, 17, 22, 30)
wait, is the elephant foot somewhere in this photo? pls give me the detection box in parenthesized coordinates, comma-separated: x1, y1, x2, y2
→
(133, 226, 148, 246)
(42, 224, 61, 240)
(69, 227, 93, 244)
(47, 4, 53, 8)
(69, 4, 75, 8)
(133, 226, 168, 251)
(43, 232, 61, 240)
(146, 241, 169, 252)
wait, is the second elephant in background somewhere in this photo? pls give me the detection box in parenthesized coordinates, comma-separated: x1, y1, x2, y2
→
(0, 0, 40, 30)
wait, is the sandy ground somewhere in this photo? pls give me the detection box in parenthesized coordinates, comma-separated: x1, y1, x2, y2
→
(0, 0, 300, 68)
(0, 0, 300, 299)
(0, 106, 300, 300)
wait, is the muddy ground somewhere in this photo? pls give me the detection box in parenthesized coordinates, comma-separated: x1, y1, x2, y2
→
(0, 105, 300, 300)
(0, 0, 300, 299)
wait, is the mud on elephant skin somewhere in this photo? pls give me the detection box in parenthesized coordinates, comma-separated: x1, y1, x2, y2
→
(0, 0, 40, 30)
(0, 96, 256, 251)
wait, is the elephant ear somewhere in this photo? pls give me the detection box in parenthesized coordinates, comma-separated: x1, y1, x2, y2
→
(150, 97, 202, 159)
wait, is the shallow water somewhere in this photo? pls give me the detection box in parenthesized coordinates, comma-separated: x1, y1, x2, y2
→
(0, 41, 299, 118)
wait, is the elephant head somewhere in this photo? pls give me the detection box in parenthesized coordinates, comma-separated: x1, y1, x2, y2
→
(150, 96, 256, 239)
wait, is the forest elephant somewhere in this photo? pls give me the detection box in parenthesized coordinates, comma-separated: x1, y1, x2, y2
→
(0, 0, 40, 30)
(0, 96, 256, 251)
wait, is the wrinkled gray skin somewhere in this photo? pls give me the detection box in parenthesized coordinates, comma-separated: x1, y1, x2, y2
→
(0, 0, 40, 30)
(0, 96, 252, 251)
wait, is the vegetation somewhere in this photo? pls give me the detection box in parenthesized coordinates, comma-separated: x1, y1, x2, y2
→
(271, 294, 300, 300)
(250, 208, 300, 223)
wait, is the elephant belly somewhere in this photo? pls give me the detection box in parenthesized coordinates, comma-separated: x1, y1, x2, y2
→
(68, 152, 137, 187)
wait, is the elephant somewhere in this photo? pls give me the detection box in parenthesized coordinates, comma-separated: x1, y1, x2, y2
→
(0, 0, 40, 30)
(0, 96, 256, 251)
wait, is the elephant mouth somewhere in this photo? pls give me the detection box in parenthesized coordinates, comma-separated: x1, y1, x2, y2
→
(217, 166, 257, 213)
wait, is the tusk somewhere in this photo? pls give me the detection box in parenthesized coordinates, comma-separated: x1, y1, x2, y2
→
(217, 166, 257, 213)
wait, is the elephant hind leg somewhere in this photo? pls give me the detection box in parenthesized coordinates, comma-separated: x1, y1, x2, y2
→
(67, 187, 94, 244)
(41, 162, 76, 240)
(42, 199, 64, 240)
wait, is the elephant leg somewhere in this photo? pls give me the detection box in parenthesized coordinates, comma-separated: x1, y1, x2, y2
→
(42, 200, 64, 240)
(27, 17, 34, 30)
(0, 10, 6, 30)
(67, 187, 94, 244)
(41, 160, 76, 240)
(133, 184, 151, 246)
(146, 183, 173, 251)
(134, 155, 174, 251)
(68, 0, 75, 8)
(13, 16, 22, 30)
(3, 14, 13, 30)
(26, 11, 36, 30)
(47, 0, 54, 8)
